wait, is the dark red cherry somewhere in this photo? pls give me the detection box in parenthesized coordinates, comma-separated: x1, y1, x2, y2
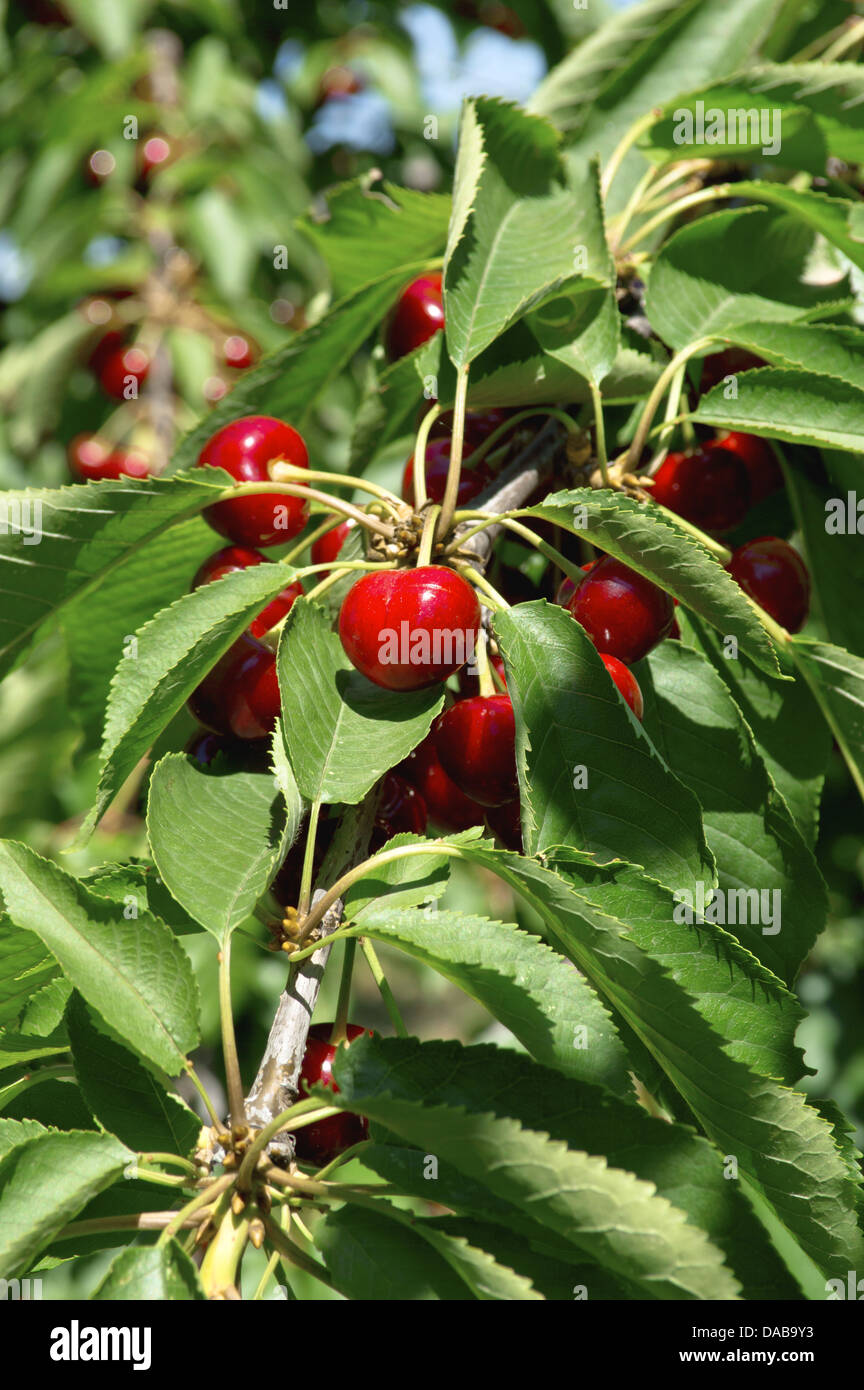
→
(339, 566, 481, 691)
(712, 431, 782, 503)
(568, 555, 674, 665)
(485, 798, 522, 851)
(652, 445, 750, 533)
(184, 729, 269, 771)
(98, 344, 150, 399)
(385, 272, 444, 360)
(398, 734, 485, 832)
(138, 135, 173, 182)
(371, 772, 428, 849)
(434, 693, 517, 808)
(310, 518, 356, 577)
(457, 652, 507, 699)
(68, 436, 150, 481)
(87, 329, 125, 374)
(401, 438, 492, 507)
(187, 633, 280, 740)
(223, 335, 257, 370)
(192, 545, 303, 638)
(699, 348, 764, 395)
(555, 563, 595, 609)
(197, 415, 309, 548)
(426, 406, 514, 446)
(600, 654, 643, 720)
(727, 536, 810, 633)
(294, 1023, 372, 1166)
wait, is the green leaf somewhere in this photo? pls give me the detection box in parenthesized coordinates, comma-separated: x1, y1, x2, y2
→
(0, 923, 57, 1030)
(83, 563, 300, 841)
(61, 0, 152, 59)
(92, 1241, 205, 1300)
(277, 599, 444, 804)
(0, 1117, 49, 1163)
(299, 179, 450, 301)
(703, 320, 864, 392)
(66, 994, 200, 1156)
(317, 1205, 472, 1301)
(0, 1129, 130, 1278)
(147, 752, 292, 944)
(341, 905, 633, 1098)
(523, 489, 779, 674)
(444, 98, 609, 366)
(791, 639, 864, 807)
(732, 180, 864, 275)
(188, 189, 256, 302)
(785, 460, 864, 659)
(329, 1035, 740, 1300)
(0, 1029, 68, 1073)
(695, 368, 864, 454)
(0, 842, 199, 1076)
(343, 835, 456, 919)
(641, 642, 826, 984)
(496, 602, 714, 894)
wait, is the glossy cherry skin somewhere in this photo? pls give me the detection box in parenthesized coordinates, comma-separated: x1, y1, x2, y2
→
(398, 734, 485, 832)
(600, 654, 644, 721)
(310, 518, 356, 577)
(192, 545, 304, 639)
(727, 536, 810, 633)
(187, 634, 280, 740)
(652, 446, 750, 533)
(713, 431, 782, 503)
(485, 798, 522, 851)
(385, 272, 444, 360)
(98, 344, 150, 400)
(434, 693, 517, 808)
(339, 566, 481, 691)
(223, 335, 257, 370)
(138, 135, 173, 182)
(402, 438, 492, 507)
(699, 347, 764, 395)
(555, 563, 595, 609)
(568, 555, 674, 665)
(197, 415, 309, 548)
(371, 772, 428, 850)
(294, 1024, 372, 1166)
(457, 652, 507, 699)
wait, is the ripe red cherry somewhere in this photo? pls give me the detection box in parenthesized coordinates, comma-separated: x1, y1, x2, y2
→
(652, 445, 750, 533)
(568, 555, 674, 665)
(138, 135, 173, 182)
(372, 772, 428, 849)
(600, 654, 644, 720)
(727, 536, 810, 633)
(192, 546, 304, 638)
(434, 693, 517, 808)
(426, 406, 514, 446)
(398, 734, 485, 832)
(485, 798, 522, 851)
(223, 335, 257, 370)
(197, 415, 309, 548)
(699, 347, 764, 395)
(457, 651, 507, 699)
(68, 436, 150, 481)
(310, 518, 356, 576)
(184, 729, 269, 771)
(294, 1024, 372, 1166)
(712, 431, 782, 503)
(187, 634, 280, 740)
(402, 439, 492, 507)
(339, 566, 481, 691)
(555, 563, 595, 609)
(385, 272, 444, 360)
(98, 344, 150, 399)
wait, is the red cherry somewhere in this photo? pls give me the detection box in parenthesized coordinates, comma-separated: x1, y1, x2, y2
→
(68, 436, 150, 481)
(434, 693, 517, 808)
(187, 633, 280, 740)
(138, 135, 173, 182)
(385, 273, 444, 360)
(192, 545, 304, 638)
(600, 654, 644, 720)
(568, 555, 674, 665)
(98, 344, 150, 399)
(339, 565, 481, 691)
(401, 438, 492, 507)
(294, 1024, 372, 1166)
(485, 798, 522, 851)
(197, 415, 309, 548)
(712, 431, 782, 503)
(457, 652, 507, 699)
(223, 335, 257, 370)
(398, 734, 485, 831)
(372, 772, 428, 849)
(699, 348, 764, 395)
(310, 518, 356, 577)
(184, 729, 269, 770)
(652, 445, 750, 533)
(727, 536, 810, 633)
(669, 616, 682, 640)
(555, 563, 595, 609)
(87, 329, 124, 373)
(426, 406, 514, 446)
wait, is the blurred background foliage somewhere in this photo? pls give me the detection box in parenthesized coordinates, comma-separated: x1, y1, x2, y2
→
(0, 0, 861, 1296)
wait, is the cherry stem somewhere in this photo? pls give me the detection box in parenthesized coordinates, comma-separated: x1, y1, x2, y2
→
(821, 15, 864, 61)
(262, 1215, 339, 1291)
(618, 184, 732, 255)
(184, 1062, 222, 1128)
(436, 363, 470, 542)
(462, 406, 580, 471)
(475, 628, 496, 699)
(226, 481, 393, 538)
(297, 798, 321, 919)
(157, 1174, 233, 1248)
(269, 462, 403, 516)
(218, 937, 246, 1127)
(415, 503, 440, 567)
(452, 562, 511, 612)
(296, 843, 462, 945)
(412, 401, 442, 512)
(601, 109, 656, 201)
(281, 514, 348, 567)
(496, 516, 588, 587)
(138, 1152, 198, 1177)
(359, 937, 408, 1036)
(625, 337, 714, 473)
(588, 383, 609, 485)
(330, 937, 356, 1046)
(302, 560, 395, 605)
(235, 1098, 342, 1192)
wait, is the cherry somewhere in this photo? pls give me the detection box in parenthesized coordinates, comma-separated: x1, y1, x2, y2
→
(294, 1024, 372, 1166)
(652, 445, 750, 533)
(192, 545, 304, 638)
(98, 343, 151, 400)
(555, 563, 595, 609)
(600, 654, 644, 720)
(223, 335, 257, 370)
(68, 436, 150, 481)
(339, 565, 481, 691)
(371, 772, 428, 849)
(385, 272, 444, 360)
(310, 518, 356, 576)
(568, 555, 674, 665)
(434, 693, 517, 808)
(699, 347, 764, 395)
(401, 438, 492, 507)
(85, 149, 116, 185)
(197, 415, 309, 548)
(138, 135, 173, 182)
(187, 633, 280, 740)
(712, 431, 782, 503)
(425, 406, 514, 446)
(485, 798, 522, 851)
(398, 734, 485, 832)
(457, 651, 507, 699)
(727, 536, 810, 633)
(185, 729, 269, 771)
